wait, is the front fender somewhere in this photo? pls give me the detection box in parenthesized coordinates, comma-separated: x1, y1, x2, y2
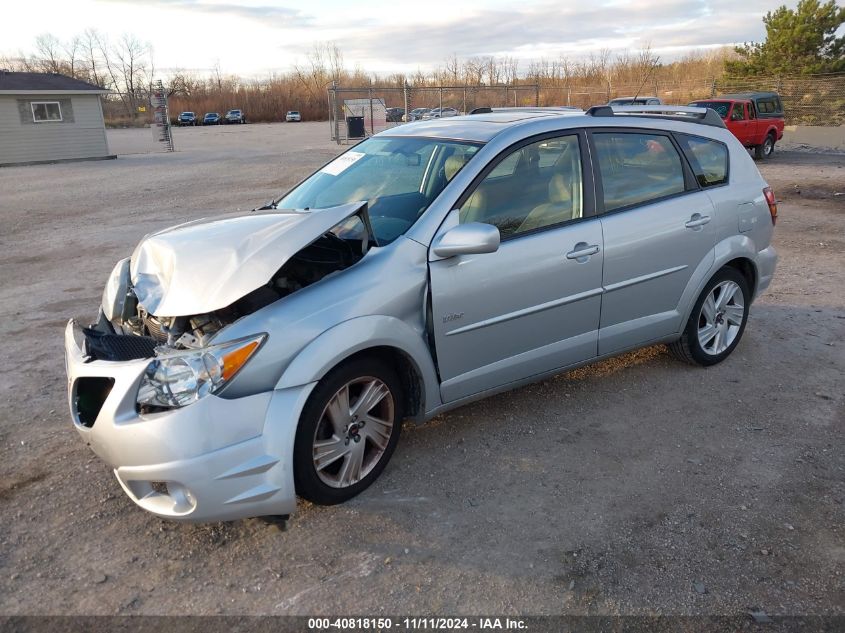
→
(275, 315, 441, 420)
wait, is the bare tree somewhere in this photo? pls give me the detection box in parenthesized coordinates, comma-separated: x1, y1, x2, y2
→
(62, 36, 82, 79)
(34, 33, 63, 74)
(80, 29, 106, 88)
(97, 32, 153, 121)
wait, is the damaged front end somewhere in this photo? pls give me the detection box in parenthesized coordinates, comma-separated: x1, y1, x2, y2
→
(88, 202, 374, 356)
(76, 201, 375, 416)
(64, 202, 377, 521)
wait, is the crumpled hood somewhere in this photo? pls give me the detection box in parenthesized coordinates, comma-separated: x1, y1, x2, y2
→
(130, 202, 366, 317)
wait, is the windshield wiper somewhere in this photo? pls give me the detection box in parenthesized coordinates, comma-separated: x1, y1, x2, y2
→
(253, 198, 280, 211)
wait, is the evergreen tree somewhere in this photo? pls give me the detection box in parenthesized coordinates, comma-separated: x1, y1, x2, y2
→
(726, 0, 845, 76)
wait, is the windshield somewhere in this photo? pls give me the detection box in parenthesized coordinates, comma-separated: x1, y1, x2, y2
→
(276, 136, 482, 244)
(689, 101, 731, 118)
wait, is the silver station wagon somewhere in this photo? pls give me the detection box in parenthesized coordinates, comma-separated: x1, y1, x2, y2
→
(65, 105, 778, 522)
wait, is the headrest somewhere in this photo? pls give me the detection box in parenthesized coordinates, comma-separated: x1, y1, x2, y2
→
(445, 153, 470, 181)
(549, 173, 570, 203)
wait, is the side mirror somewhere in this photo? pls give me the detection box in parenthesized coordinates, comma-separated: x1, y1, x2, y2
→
(432, 222, 500, 258)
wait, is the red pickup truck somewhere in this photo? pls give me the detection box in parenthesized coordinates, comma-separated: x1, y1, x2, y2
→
(689, 92, 785, 159)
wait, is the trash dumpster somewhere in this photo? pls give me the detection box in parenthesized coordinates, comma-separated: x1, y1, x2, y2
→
(346, 116, 365, 138)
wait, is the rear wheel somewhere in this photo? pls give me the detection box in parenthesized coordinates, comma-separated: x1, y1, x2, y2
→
(669, 268, 750, 366)
(755, 133, 775, 159)
(293, 358, 403, 505)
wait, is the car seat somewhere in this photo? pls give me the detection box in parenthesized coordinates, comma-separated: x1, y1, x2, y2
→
(516, 173, 575, 233)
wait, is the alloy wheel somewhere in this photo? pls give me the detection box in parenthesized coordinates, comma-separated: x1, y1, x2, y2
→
(312, 377, 395, 488)
(697, 280, 745, 355)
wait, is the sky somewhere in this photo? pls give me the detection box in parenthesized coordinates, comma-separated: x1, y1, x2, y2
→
(0, 0, 803, 77)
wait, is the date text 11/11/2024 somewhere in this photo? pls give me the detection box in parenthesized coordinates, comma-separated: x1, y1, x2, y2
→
(307, 617, 527, 630)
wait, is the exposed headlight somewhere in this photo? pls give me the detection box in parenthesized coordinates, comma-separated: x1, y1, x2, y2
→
(137, 334, 265, 409)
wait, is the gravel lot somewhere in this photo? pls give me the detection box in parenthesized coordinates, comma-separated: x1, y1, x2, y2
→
(0, 123, 842, 617)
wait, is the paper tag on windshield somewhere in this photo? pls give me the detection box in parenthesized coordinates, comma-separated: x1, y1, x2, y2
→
(320, 151, 365, 176)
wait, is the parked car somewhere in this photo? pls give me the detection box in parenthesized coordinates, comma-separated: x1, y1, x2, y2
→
(202, 112, 221, 125)
(177, 111, 198, 126)
(423, 107, 459, 119)
(286, 111, 302, 122)
(608, 96, 663, 106)
(688, 92, 784, 159)
(385, 107, 405, 122)
(224, 109, 246, 124)
(403, 107, 430, 122)
(65, 105, 777, 522)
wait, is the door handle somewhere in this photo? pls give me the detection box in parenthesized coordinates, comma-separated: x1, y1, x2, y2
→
(685, 213, 711, 229)
(566, 243, 600, 260)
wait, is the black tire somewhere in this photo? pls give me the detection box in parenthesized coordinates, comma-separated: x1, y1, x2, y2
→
(755, 133, 775, 159)
(293, 357, 403, 505)
(668, 267, 751, 366)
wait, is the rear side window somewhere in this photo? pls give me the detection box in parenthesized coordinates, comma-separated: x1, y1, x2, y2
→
(757, 98, 781, 114)
(676, 134, 728, 187)
(592, 132, 686, 212)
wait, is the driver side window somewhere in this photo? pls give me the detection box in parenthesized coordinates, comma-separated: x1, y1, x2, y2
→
(459, 135, 583, 239)
(730, 103, 746, 121)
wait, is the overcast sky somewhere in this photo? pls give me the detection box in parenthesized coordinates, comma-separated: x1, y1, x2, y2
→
(1, 0, 799, 76)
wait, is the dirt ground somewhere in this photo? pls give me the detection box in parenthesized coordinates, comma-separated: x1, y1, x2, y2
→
(0, 123, 842, 617)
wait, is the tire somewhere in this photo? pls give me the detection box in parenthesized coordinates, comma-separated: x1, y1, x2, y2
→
(668, 267, 751, 366)
(293, 357, 404, 505)
(755, 133, 775, 159)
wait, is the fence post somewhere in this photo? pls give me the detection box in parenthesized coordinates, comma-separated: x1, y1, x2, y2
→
(535, 83, 540, 107)
(439, 87, 443, 111)
(710, 78, 717, 97)
(327, 82, 335, 142)
(463, 85, 467, 114)
(333, 83, 341, 145)
(368, 84, 374, 135)
(404, 80, 410, 124)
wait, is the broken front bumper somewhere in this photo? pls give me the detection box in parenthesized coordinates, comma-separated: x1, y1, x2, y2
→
(64, 320, 312, 522)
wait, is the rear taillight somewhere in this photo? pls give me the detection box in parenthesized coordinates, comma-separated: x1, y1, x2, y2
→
(763, 187, 778, 225)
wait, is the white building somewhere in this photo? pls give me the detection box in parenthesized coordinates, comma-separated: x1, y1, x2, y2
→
(0, 71, 113, 167)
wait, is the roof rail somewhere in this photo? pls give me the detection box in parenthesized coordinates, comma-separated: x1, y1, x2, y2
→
(586, 104, 726, 128)
(469, 106, 581, 115)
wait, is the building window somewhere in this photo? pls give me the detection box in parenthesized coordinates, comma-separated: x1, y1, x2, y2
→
(31, 102, 63, 122)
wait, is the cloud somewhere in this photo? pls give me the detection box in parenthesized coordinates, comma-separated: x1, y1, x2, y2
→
(313, 0, 772, 69)
(97, 0, 312, 27)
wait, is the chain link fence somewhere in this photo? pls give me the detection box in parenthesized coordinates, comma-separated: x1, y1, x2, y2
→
(540, 74, 845, 126)
(327, 84, 539, 144)
(713, 74, 845, 126)
(328, 74, 844, 142)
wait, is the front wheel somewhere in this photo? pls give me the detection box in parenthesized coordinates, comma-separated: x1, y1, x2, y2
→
(293, 358, 403, 505)
(755, 134, 775, 159)
(668, 268, 750, 366)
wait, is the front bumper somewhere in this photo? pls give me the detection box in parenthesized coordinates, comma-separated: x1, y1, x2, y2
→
(64, 320, 314, 522)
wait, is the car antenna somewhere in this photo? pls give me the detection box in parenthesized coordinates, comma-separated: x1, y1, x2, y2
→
(631, 54, 661, 103)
